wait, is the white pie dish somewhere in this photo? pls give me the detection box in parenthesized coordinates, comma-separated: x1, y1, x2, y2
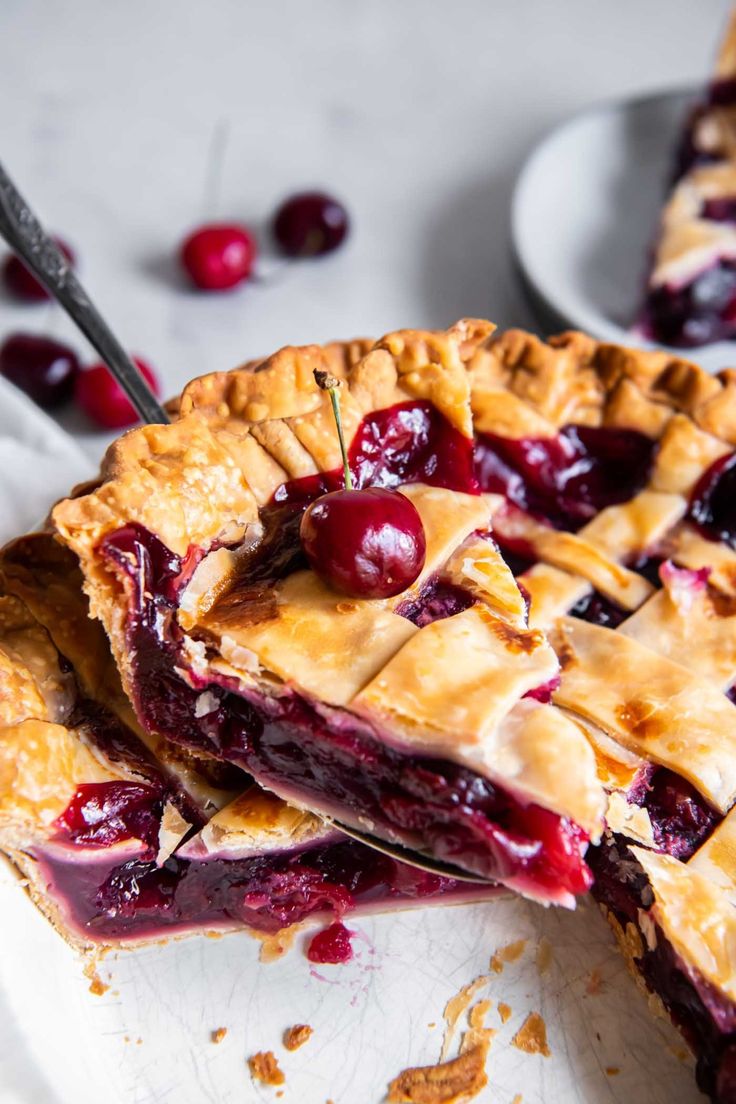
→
(512, 86, 736, 376)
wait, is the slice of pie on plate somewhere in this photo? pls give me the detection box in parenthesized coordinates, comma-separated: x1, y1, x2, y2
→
(0, 531, 500, 950)
(637, 10, 736, 347)
(466, 325, 736, 1104)
(52, 321, 605, 906)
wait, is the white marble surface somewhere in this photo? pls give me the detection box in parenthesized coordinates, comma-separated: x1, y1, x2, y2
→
(0, 3, 731, 1103)
(0, 0, 732, 453)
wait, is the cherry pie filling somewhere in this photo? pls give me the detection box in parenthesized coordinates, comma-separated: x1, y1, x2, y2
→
(639, 260, 736, 348)
(33, 827, 480, 943)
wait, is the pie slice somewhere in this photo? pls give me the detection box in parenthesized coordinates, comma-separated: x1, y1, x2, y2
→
(464, 325, 736, 1104)
(0, 532, 500, 950)
(637, 11, 736, 347)
(53, 322, 605, 906)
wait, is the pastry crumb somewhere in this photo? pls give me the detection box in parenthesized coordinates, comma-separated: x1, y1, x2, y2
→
(461, 1000, 496, 1056)
(256, 925, 298, 963)
(428, 1022, 436, 1029)
(83, 960, 109, 996)
(468, 1000, 491, 1030)
(511, 1095, 523, 1104)
(248, 1051, 285, 1086)
(211, 1027, 227, 1044)
(284, 1023, 313, 1051)
(511, 1012, 551, 1057)
(490, 939, 526, 973)
(535, 938, 553, 975)
(387, 1041, 489, 1103)
(441, 975, 491, 1059)
(586, 968, 603, 995)
(497, 1002, 512, 1024)
(605, 1067, 620, 1076)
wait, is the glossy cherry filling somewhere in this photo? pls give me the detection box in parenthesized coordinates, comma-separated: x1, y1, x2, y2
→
(33, 836, 486, 943)
(590, 839, 736, 1104)
(640, 260, 736, 348)
(55, 782, 166, 850)
(273, 399, 478, 506)
(631, 767, 719, 861)
(702, 197, 736, 223)
(690, 450, 736, 548)
(474, 426, 655, 530)
(394, 575, 476, 627)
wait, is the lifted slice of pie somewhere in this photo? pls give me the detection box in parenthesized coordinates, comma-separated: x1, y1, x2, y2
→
(638, 11, 736, 347)
(0, 532, 499, 950)
(53, 322, 604, 905)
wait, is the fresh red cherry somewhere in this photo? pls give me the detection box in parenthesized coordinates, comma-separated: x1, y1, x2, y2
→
(301, 487, 426, 599)
(2, 238, 75, 301)
(272, 192, 349, 257)
(0, 332, 80, 408)
(75, 356, 160, 429)
(180, 223, 257, 290)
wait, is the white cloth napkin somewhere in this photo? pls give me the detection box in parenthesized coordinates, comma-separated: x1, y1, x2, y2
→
(0, 378, 93, 544)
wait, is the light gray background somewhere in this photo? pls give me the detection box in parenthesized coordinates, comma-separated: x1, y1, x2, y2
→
(0, 5, 731, 1103)
(0, 0, 732, 452)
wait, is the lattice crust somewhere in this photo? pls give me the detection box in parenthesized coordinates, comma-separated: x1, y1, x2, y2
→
(0, 534, 240, 817)
(0, 561, 344, 897)
(0, 588, 174, 850)
(632, 846, 736, 1004)
(51, 322, 610, 841)
(464, 322, 736, 1027)
(464, 326, 736, 825)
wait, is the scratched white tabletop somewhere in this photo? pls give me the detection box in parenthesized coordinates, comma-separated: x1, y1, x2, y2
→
(0, 2, 728, 1100)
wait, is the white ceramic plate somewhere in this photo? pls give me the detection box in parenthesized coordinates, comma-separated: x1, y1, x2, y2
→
(512, 86, 736, 375)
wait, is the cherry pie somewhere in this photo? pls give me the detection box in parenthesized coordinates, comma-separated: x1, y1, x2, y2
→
(8, 318, 736, 1103)
(638, 11, 736, 347)
(0, 531, 500, 949)
(52, 321, 604, 906)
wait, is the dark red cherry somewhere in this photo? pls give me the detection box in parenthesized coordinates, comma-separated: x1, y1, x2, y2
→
(300, 487, 426, 599)
(0, 332, 80, 408)
(75, 356, 160, 429)
(272, 192, 349, 257)
(2, 238, 75, 301)
(180, 223, 257, 290)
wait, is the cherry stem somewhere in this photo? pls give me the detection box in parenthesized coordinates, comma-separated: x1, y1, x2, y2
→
(314, 369, 353, 491)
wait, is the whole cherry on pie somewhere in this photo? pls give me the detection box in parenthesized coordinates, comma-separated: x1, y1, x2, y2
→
(300, 371, 426, 599)
(180, 223, 257, 290)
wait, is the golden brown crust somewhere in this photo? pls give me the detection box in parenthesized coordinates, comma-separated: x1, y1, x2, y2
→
(247, 1051, 285, 1087)
(386, 1043, 488, 1103)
